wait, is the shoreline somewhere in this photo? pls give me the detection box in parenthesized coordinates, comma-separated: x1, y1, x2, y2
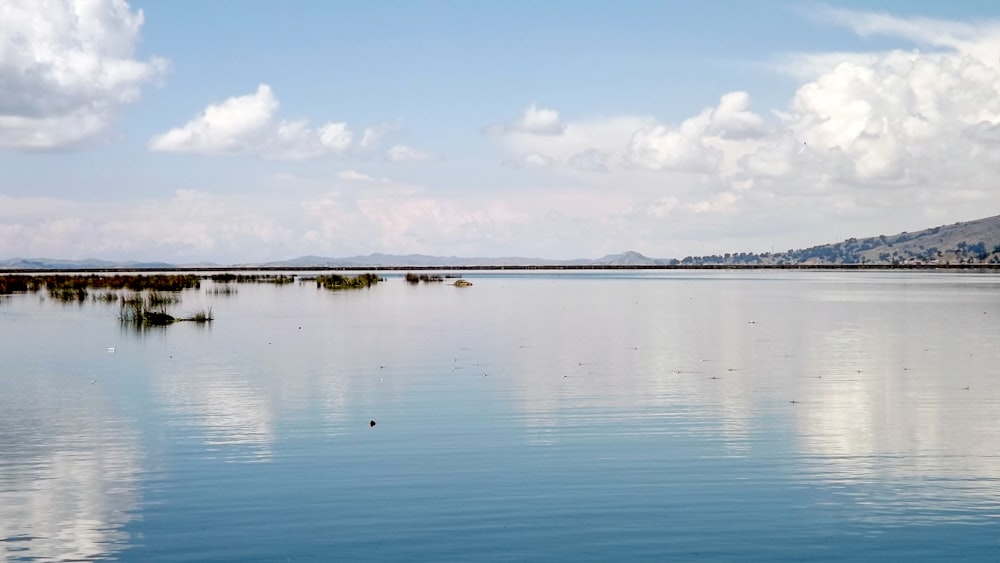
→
(1, 263, 999, 274)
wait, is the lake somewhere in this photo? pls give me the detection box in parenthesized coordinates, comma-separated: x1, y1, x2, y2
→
(1, 270, 999, 561)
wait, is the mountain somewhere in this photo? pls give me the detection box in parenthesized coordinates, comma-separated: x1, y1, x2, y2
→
(0, 257, 191, 270)
(677, 214, 1000, 265)
(592, 251, 667, 266)
(0, 257, 120, 269)
(262, 250, 665, 268)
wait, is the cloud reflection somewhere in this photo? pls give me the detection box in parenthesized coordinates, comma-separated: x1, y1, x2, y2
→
(155, 368, 275, 462)
(496, 274, 1000, 524)
(0, 386, 142, 561)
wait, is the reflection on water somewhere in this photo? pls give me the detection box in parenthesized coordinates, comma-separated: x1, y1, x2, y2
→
(795, 315, 1000, 527)
(0, 271, 998, 560)
(155, 366, 275, 462)
(0, 361, 142, 561)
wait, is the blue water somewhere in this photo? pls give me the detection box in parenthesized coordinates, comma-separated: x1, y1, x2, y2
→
(1, 271, 999, 561)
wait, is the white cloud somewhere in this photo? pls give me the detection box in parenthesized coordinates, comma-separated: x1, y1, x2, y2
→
(317, 122, 353, 152)
(813, 5, 1000, 63)
(359, 122, 399, 150)
(469, 8, 1000, 256)
(385, 144, 434, 162)
(149, 84, 361, 159)
(497, 115, 655, 174)
(496, 94, 768, 175)
(705, 92, 769, 139)
(0, 0, 166, 149)
(625, 125, 722, 173)
(622, 92, 769, 172)
(507, 103, 566, 135)
(9, 6, 1000, 262)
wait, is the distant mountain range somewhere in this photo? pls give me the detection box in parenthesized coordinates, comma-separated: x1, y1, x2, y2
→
(3, 214, 999, 270)
(0, 257, 177, 270)
(258, 250, 669, 268)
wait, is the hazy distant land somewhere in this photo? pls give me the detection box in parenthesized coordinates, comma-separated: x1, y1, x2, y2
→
(3, 214, 999, 270)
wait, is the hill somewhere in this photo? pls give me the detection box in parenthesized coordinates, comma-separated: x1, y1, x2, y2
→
(261, 250, 666, 268)
(677, 214, 1000, 266)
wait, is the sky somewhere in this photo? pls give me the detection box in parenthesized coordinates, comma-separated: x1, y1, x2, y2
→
(3, 0, 1000, 263)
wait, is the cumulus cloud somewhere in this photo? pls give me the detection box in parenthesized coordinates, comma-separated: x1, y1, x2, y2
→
(625, 125, 721, 173)
(0, 0, 167, 149)
(704, 92, 769, 139)
(757, 47, 1000, 185)
(480, 7, 1000, 255)
(496, 94, 767, 175)
(10, 5, 1000, 262)
(506, 103, 566, 135)
(622, 92, 770, 171)
(149, 84, 363, 159)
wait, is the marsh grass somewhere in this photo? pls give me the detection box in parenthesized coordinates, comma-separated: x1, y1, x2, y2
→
(313, 273, 383, 290)
(118, 292, 212, 326)
(42, 274, 201, 292)
(92, 291, 120, 303)
(0, 275, 41, 294)
(146, 291, 179, 307)
(49, 287, 89, 302)
(187, 308, 214, 323)
(211, 273, 294, 284)
(405, 273, 445, 283)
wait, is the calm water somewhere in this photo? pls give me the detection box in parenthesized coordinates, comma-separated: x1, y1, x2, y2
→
(1, 271, 999, 561)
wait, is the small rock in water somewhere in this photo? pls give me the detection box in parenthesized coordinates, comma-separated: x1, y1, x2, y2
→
(369, 420, 376, 428)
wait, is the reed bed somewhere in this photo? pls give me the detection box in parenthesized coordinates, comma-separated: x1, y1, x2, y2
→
(210, 273, 295, 284)
(118, 292, 212, 326)
(0, 275, 42, 294)
(405, 273, 445, 283)
(311, 273, 383, 290)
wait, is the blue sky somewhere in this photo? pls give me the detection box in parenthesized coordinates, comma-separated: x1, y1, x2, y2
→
(2, 1, 1000, 262)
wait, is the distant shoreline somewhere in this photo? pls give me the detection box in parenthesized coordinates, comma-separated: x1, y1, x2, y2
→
(2, 263, 999, 274)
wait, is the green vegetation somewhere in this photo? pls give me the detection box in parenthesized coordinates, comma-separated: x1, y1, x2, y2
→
(92, 291, 120, 303)
(0, 275, 42, 294)
(43, 274, 202, 292)
(187, 308, 214, 323)
(211, 273, 295, 284)
(405, 272, 444, 283)
(312, 273, 383, 290)
(118, 292, 212, 327)
(49, 287, 90, 303)
(678, 236, 1000, 266)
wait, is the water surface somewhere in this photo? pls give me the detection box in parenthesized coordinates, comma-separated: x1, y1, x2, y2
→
(1, 271, 998, 561)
